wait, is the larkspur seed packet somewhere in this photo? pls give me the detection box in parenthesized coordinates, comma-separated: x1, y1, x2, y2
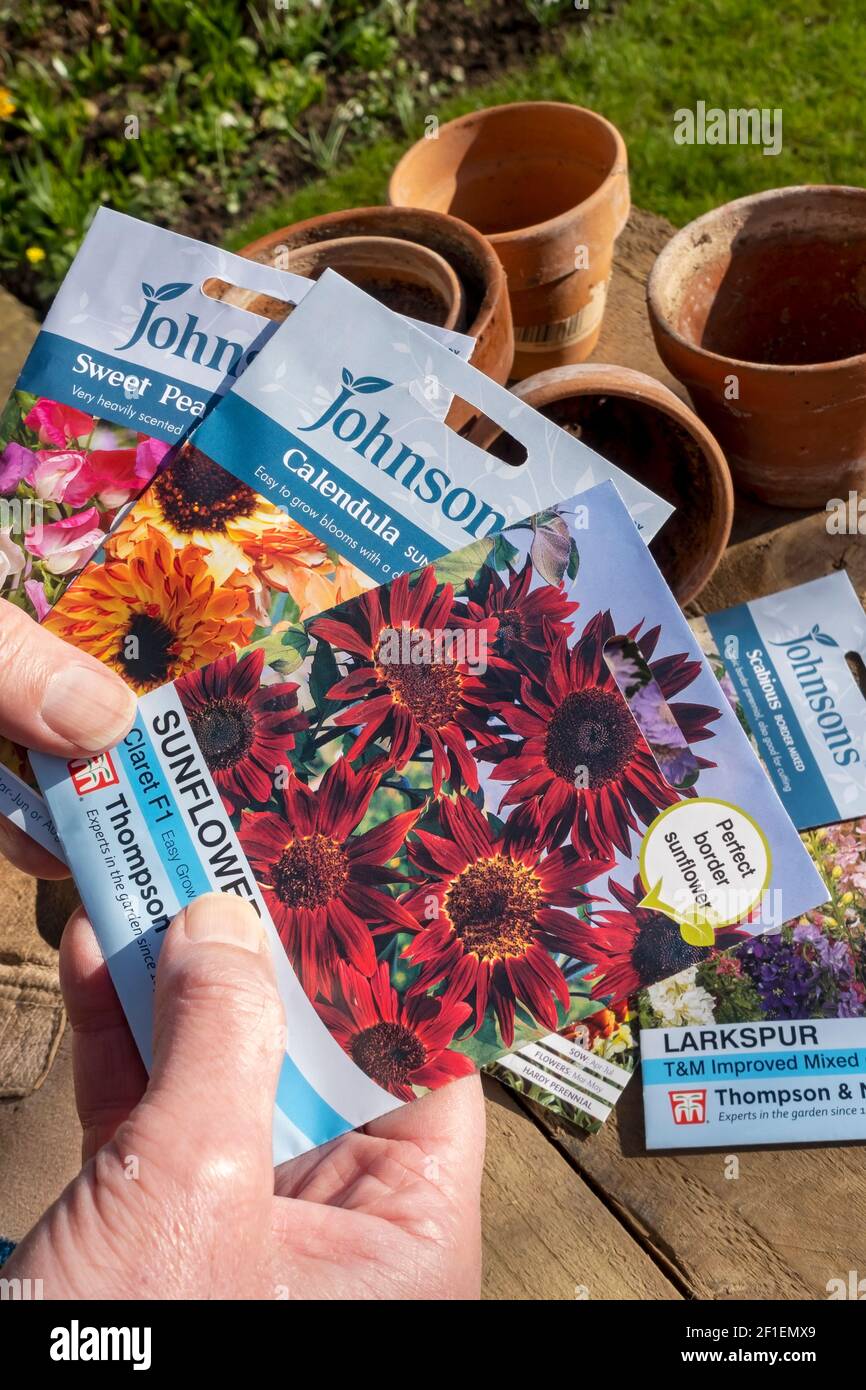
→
(640, 574, 866, 1149)
(1, 213, 475, 856)
(33, 480, 825, 1160)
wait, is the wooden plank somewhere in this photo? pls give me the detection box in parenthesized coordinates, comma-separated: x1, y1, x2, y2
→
(480, 1079, 680, 1300)
(689, 509, 866, 616)
(521, 1080, 866, 1300)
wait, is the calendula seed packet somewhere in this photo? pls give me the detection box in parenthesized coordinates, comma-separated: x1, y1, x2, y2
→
(640, 574, 866, 1149)
(33, 480, 826, 1159)
(43, 269, 671, 697)
(1, 214, 475, 856)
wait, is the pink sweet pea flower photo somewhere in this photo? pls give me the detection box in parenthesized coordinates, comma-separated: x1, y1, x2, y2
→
(0, 531, 27, 588)
(24, 398, 95, 447)
(25, 507, 105, 576)
(0, 441, 39, 492)
(23, 578, 51, 622)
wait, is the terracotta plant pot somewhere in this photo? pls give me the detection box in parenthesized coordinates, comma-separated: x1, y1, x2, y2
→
(648, 186, 866, 508)
(466, 364, 733, 605)
(239, 206, 513, 427)
(282, 235, 464, 330)
(389, 101, 630, 380)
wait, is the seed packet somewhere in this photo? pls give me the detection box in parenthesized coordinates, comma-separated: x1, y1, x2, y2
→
(486, 1002, 637, 1134)
(640, 574, 866, 1148)
(0, 209, 308, 853)
(701, 573, 866, 829)
(0, 213, 474, 854)
(41, 268, 671, 700)
(33, 479, 826, 1160)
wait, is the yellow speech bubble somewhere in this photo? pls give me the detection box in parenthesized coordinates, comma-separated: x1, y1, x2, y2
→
(638, 797, 772, 939)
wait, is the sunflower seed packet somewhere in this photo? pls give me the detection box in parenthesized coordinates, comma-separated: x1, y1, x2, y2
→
(33, 479, 826, 1159)
(0, 213, 474, 855)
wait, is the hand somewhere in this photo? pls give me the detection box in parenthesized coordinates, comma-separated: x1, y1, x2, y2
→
(6, 893, 486, 1299)
(0, 598, 137, 878)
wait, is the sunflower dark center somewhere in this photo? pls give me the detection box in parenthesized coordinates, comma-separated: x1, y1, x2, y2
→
(496, 605, 525, 650)
(376, 633, 463, 727)
(544, 686, 638, 787)
(350, 1021, 426, 1089)
(187, 697, 255, 771)
(118, 609, 179, 686)
(445, 854, 542, 962)
(630, 913, 708, 983)
(272, 833, 348, 909)
(155, 446, 258, 534)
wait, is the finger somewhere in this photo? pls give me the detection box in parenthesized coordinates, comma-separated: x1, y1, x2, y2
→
(365, 1071, 486, 1158)
(127, 893, 284, 1201)
(0, 811, 68, 878)
(59, 908, 147, 1161)
(0, 597, 136, 757)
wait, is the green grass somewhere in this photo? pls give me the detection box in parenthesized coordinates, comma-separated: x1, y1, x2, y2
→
(0, 0, 450, 301)
(231, 0, 865, 248)
(1, 0, 862, 303)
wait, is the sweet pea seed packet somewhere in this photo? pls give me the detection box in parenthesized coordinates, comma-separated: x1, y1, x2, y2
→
(0, 209, 313, 853)
(640, 574, 866, 1149)
(0, 213, 474, 856)
(33, 479, 826, 1160)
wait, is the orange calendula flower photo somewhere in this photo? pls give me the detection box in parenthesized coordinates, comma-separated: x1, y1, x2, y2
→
(107, 442, 333, 616)
(44, 525, 254, 692)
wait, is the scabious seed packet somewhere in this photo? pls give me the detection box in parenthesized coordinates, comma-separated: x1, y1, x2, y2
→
(640, 574, 866, 1149)
(33, 479, 826, 1160)
(0, 213, 474, 855)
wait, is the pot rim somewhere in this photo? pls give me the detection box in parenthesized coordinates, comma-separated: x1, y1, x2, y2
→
(647, 184, 866, 376)
(284, 234, 464, 331)
(388, 101, 629, 246)
(471, 362, 734, 605)
(238, 203, 506, 335)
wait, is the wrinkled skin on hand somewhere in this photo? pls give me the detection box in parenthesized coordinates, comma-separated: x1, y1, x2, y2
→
(7, 896, 485, 1300)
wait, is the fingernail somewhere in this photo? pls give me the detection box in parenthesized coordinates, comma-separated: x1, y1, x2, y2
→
(183, 893, 264, 952)
(42, 664, 136, 752)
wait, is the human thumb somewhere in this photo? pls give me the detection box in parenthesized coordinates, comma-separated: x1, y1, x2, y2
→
(129, 893, 285, 1198)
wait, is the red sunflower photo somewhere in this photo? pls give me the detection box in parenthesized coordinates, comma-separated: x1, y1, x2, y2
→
(238, 757, 421, 997)
(400, 793, 615, 1047)
(175, 647, 308, 812)
(315, 960, 475, 1101)
(568, 872, 748, 1000)
(309, 565, 501, 795)
(485, 609, 720, 859)
(451, 556, 579, 670)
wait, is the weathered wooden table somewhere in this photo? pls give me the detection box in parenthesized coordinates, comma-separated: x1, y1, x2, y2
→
(1, 213, 864, 1299)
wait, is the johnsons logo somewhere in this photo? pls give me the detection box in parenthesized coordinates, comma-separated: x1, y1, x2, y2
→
(117, 281, 258, 378)
(295, 367, 507, 541)
(769, 623, 860, 767)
